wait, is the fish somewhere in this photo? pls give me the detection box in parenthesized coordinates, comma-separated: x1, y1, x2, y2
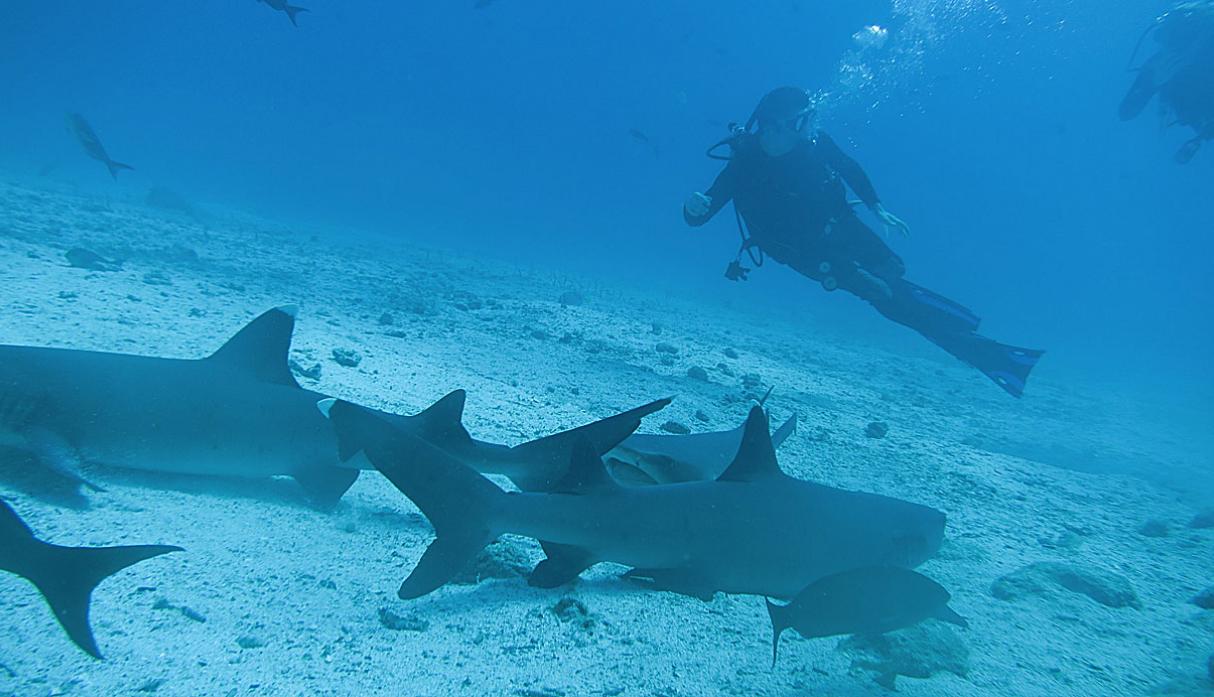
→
(606, 412, 797, 484)
(766, 566, 967, 666)
(0, 498, 180, 659)
(64, 247, 122, 272)
(65, 114, 133, 181)
(257, 0, 309, 27)
(320, 399, 947, 600)
(0, 306, 668, 508)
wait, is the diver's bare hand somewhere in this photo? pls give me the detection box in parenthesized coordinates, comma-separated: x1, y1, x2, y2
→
(684, 192, 712, 218)
(872, 203, 911, 238)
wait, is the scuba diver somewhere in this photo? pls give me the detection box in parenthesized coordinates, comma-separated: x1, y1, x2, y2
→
(1120, 1, 1214, 163)
(684, 87, 1043, 398)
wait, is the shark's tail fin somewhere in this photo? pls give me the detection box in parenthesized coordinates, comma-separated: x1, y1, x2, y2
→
(509, 397, 672, 491)
(765, 598, 790, 668)
(319, 399, 503, 599)
(286, 4, 308, 26)
(105, 160, 133, 181)
(0, 501, 180, 659)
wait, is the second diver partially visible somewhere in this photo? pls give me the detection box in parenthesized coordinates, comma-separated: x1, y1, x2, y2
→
(1120, 1, 1214, 163)
(684, 87, 1043, 397)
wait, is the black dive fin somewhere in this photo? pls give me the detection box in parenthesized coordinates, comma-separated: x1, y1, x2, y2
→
(33, 543, 181, 658)
(716, 407, 781, 482)
(1119, 64, 1158, 121)
(320, 399, 502, 600)
(293, 463, 359, 509)
(529, 542, 596, 588)
(206, 306, 300, 387)
(975, 342, 1044, 398)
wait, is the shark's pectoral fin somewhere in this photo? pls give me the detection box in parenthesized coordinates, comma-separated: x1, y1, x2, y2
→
(528, 542, 595, 588)
(293, 463, 358, 509)
(206, 306, 300, 388)
(934, 605, 968, 628)
(399, 526, 494, 600)
(621, 567, 717, 601)
(24, 428, 105, 492)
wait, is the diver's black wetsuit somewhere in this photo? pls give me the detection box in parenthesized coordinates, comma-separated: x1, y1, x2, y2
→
(686, 131, 1043, 397)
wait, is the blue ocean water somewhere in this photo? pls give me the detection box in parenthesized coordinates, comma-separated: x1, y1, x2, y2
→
(1, 1, 1212, 694)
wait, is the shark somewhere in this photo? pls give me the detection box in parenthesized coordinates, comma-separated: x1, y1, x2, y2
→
(319, 398, 947, 601)
(606, 412, 797, 485)
(0, 498, 180, 659)
(66, 114, 133, 181)
(257, 0, 309, 26)
(0, 306, 668, 507)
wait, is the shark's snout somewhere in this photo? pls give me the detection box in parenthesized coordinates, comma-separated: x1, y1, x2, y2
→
(890, 506, 946, 568)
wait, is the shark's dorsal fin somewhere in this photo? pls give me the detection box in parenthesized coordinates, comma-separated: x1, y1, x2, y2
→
(716, 406, 782, 482)
(206, 306, 300, 388)
(414, 390, 473, 444)
(552, 438, 620, 495)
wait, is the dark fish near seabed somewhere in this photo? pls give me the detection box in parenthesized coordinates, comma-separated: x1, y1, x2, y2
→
(65, 114, 133, 181)
(767, 566, 968, 666)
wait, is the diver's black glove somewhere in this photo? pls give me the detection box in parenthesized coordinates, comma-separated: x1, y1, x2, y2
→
(725, 261, 750, 281)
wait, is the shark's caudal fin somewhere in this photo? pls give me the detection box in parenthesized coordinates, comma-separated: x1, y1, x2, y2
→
(766, 598, 790, 668)
(0, 500, 180, 659)
(104, 160, 134, 181)
(319, 399, 503, 599)
(510, 398, 672, 491)
(206, 306, 300, 387)
(286, 4, 308, 26)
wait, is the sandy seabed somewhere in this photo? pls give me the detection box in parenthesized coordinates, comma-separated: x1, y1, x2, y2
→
(0, 178, 1211, 697)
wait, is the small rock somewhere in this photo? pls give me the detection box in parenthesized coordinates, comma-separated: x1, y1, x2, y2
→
(552, 597, 589, 622)
(1138, 519, 1169, 538)
(378, 312, 395, 326)
(741, 373, 762, 389)
(57, 291, 78, 300)
(1189, 510, 1214, 529)
(839, 621, 969, 690)
(331, 348, 362, 367)
(655, 342, 679, 355)
(660, 420, 690, 435)
(716, 362, 735, 377)
(65, 247, 121, 271)
(188, 307, 206, 318)
(723, 347, 739, 359)
(1192, 587, 1214, 610)
(686, 366, 709, 381)
(864, 421, 889, 439)
(530, 329, 549, 341)
(694, 410, 710, 423)
(451, 541, 530, 585)
(136, 678, 166, 693)
(378, 607, 429, 632)
(142, 270, 172, 286)
(236, 634, 266, 649)
(557, 290, 583, 306)
(991, 562, 1140, 609)
(651, 323, 663, 335)
(1207, 654, 1213, 681)
(289, 359, 322, 380)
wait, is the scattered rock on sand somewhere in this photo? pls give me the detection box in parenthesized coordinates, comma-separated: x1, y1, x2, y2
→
(557, 290, 583, 306)
(1139, 519, 1170, 538)
(331, 348, 362, 368)
(290, 359, 322, 380)
(656, 342, 679, 355)
(378, 607, 429, 632)
(991, 562, 1140, 609)
(660, 420, 690, 435)
(65, 247, 121, 271)
(687, 366, 709, 381)
(1189, 510, 1214, 529)
(236, 634, 267, 649)
(451, 540, 530, 585)
(1191, 587, 1214, 610)
(839, 621, 969, 691)
(378, 312, 395, 326)
(723, 347, 739, 359)
(865, 421, 889, 439)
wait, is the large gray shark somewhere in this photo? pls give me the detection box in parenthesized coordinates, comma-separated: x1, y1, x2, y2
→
(607, 412, 797, 484)
(0, 498, 180, 659)
(0, 307, 668, 507)
(320, 399, 947, 600)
